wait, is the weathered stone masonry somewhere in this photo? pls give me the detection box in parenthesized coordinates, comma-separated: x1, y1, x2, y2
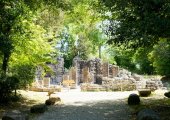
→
(35, 56, 165, 91)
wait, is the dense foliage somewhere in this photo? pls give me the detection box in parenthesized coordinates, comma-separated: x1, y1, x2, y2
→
(57, 0, 104, 68)
(101, 0, 170, 47)
(0, 0, 68, 103)
(99, 0, 170, 75)
(0, 0, 170, 103)
(149, 39, 170, 76)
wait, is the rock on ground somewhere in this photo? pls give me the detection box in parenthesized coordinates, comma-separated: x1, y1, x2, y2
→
(128, 93, 140, 105)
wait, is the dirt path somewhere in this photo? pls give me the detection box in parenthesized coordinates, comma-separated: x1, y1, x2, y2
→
(33, 90, 136, 120)
(0, 90, 167, 120)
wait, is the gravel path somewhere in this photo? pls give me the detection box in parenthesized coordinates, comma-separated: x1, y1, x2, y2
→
(33, 90, 136, 120)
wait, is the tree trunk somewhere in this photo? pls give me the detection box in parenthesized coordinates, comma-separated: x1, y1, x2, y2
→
(99, 45, 101, 59)
(2, 52, 10, 75)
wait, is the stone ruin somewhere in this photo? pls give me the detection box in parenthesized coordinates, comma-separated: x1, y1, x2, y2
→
(69, 56, 165, 91)
(30, 56, 64, 92)
(32, 56, 165, 92)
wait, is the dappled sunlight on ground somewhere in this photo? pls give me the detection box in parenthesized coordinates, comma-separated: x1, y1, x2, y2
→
(18, 90, 50, 105)
(57, 90, 138, 105)
(0, 89, 170, 120)
(33, 100, 131, 120)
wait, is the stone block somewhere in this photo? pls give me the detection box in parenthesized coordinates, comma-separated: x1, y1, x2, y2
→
(102, 62, 109, 77)
(82, 67, 90, 83)
(69, 67, 76, 82)
(62, 80, 75, 87)
(45, 97, 61, 105)
(43, 77, 50, 87)
(63, 75, 69, 81)
(132, 74, 142, 81)
(138, 89, 151, 97)
(112, 65, 119, 77)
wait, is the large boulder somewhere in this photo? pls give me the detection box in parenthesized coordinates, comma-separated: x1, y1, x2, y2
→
(45, 97, 61, 105)
(137, 109, 160, 120)
(30, 104, 47, 113)
(128, 93, 140, 105)
(2, 110, 28, 120)
(164, 92, 170, 98)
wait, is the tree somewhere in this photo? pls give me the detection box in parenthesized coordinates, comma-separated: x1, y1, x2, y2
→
(100, 0, 170, 47)
(105, 45, 154, 74)
(0, 0, 71, 75)
(59, 0, 106, 61)
(106, 45, 136, 71)
(0, 0, 70, 103)
(88, 28, 107, 58)
(0, 1, 25, 74)
(8, 18, 55, 86)
(57, 27, 78, 68)
(149, 39, 170, 76)
(76, 33, 93, 60)
(133, 48, 154, 74)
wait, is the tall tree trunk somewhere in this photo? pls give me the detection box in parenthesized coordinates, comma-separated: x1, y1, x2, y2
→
(99, 45, 101, 59)
(2, 52, 10, 75)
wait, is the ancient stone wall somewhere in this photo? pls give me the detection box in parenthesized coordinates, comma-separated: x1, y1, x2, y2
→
(146, 78, 163, 90)
(35, 56, 64, 85)
(102, 77, 136, 91)
(73, 58, 103, 84)
(95, 58, 102, 75)
(112, 65, 119, 77)
(69, 67, 76, 82)
(82, 67, 92, 83)
(35, 56, 165, 91)
(43, 77, 51, 87)
(109, 65, 119, 78)
(78, 60, 87, 83)
(102, 62, 109, 77)
(88, 59, 96, 83)
(55, 57, 64, 84)
(35, 66, 44, 81)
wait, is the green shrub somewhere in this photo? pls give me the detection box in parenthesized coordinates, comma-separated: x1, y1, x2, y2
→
(0, 76, 20, 104)
(30, 104, 47, 113)
(10, 64, 36, 89)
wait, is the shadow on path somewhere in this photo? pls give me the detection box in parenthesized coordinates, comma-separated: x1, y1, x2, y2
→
(34, 99, 131, 120)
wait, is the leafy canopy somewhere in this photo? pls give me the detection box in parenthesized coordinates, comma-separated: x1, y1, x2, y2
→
(101, 0, 170, 47)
